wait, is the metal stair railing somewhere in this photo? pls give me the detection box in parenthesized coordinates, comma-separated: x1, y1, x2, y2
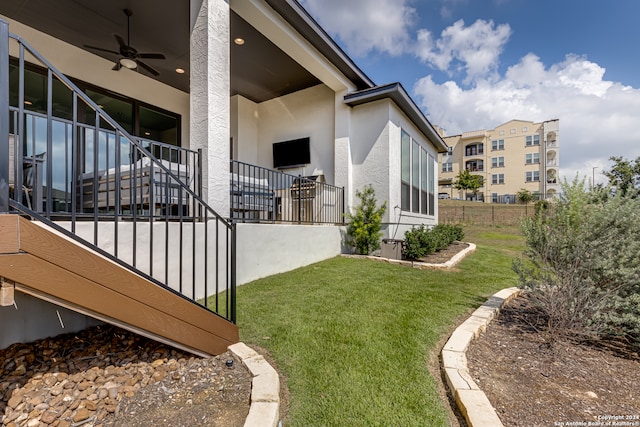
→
(0, 18, 236, 323)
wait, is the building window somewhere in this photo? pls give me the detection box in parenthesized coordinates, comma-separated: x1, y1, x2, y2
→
(491, 139, 504, 150)
(491, 157, 505, 168)
(412, 141, 420, 213)
(526, 135, 540, 146)
(492, 193, 498, 203)
(510, 128, 516, 134)
(465, 143, 484, 156)
(526, 171, 540, 182)
(525, 153, 540, 164)
(442, 162, 453, 172)
(401, 130, 411, 210)
(465, 159, 483, 172)
(429, 154, 435, 216)
(421, 148, 428, 215)
(401, 130, 434, 215)
(522, 127, 528, 132)
(492, 174, 505, 184)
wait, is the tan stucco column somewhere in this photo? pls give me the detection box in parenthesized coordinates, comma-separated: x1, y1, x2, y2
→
(190, 0, 230, 215)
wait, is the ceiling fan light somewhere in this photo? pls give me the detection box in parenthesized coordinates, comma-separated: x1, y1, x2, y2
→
(120, 58, 137, 70)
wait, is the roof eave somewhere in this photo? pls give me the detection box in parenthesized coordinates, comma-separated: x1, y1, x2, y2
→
(263, 0, 374, 90)
(344, 83, 449, 153)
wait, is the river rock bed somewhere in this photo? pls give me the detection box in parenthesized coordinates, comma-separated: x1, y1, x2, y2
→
(0, 324, 251, 426)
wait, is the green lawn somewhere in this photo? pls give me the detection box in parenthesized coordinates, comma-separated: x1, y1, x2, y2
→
(234, 225, 524, 426)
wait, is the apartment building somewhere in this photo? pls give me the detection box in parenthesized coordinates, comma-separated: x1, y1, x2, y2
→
(438, 119, 560, 203)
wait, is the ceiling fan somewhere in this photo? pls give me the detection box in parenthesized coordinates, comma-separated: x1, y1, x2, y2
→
(84, 9, 166, 76)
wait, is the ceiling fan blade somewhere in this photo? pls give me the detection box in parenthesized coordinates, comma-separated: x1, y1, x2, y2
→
(114, 34, 127, 49)
(136, 60, 159, 76)
(138, 53, 166, 60)
(84, 45, 120, 56)
(112, 61, 122, 71)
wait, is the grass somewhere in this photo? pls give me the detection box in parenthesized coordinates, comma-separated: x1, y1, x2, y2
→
(233, 225, 525, 426)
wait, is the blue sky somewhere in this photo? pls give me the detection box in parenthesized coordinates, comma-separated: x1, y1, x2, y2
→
(299, 0, 640, 184)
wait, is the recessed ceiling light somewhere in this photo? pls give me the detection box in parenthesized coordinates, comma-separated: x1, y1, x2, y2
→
(144, 131, 151, 136)
(234, 38, 245, 45)
(24, 100, 33, 106)
(175, 68, 185, 74)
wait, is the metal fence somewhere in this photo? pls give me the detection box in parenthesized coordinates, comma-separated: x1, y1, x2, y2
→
(0, 19, 235, 322)
(230, 160, 345, 224)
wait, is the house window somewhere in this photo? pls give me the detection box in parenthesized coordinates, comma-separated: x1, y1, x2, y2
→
(491, 139, 504, 151)
(9, 62, 181, 147)
(492, 174, 505, 184)
(525, 153, 540, 164)
(401, 130, 411, 210)
(465, 159, 483, 172)
(526, 135, 540, 146)
(465, 143, 484, 156)
(412, 141, 420, 213)
(442, 162, 453, 172)
(526, 171, 540, 182)
(421, 148, 428, 215)
(428, 154, 435, 216)
(400, 129, 434, 215)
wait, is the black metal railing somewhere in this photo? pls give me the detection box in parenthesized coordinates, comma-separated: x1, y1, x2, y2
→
(0, 19, 235, 323)
(230, 160, 344, 224)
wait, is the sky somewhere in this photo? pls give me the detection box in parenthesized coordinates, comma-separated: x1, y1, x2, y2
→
(298, 0, 640, 185)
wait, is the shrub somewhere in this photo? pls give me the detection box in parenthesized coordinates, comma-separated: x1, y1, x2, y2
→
(514, 177, 640, 348)
(402, 223, 464, 260)
(345, 185, 387, 255)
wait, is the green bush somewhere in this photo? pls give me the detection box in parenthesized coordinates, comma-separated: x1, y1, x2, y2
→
(402, 224, 464, 260)
(345, 185, 387, 255)
(514, 177, 640, 348)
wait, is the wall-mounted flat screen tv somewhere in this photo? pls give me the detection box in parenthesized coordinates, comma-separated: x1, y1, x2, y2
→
(272, 137, 310, 169)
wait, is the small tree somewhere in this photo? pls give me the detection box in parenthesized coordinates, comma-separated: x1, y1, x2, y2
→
(453, 169, 483, 199)
(345, 185, 387, 255)
(603, 156, 640, 197)
(516, 188, 534, 204)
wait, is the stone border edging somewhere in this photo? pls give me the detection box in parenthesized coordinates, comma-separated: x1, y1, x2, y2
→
(342, 242, 476, 269)
(228, 342, 281, 427)
(441, 287, 521, 427)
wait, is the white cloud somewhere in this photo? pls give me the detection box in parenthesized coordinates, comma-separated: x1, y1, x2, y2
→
(415, 19, 511, 83)
(414, 54, 640, 183)
(299, 0, 416, 57)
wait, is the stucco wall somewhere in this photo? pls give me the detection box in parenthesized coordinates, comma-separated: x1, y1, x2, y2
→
(236, 223, 344, 285)
(348, 99, 440, 239)
(250, 84, 336, 182)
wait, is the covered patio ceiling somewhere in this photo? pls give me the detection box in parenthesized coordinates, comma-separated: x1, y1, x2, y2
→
(0, 0, 320, 103)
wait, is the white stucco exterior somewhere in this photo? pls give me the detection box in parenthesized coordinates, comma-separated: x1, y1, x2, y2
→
(235, 223, 344, 284)
(190, 0, 230, 213)
(347, 98, 440, 239)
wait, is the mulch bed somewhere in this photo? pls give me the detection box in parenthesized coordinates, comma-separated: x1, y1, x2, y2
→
(466, 295, 640, 427)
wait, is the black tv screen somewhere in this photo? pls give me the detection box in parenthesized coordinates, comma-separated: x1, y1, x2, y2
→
(272, 137, 310, 168)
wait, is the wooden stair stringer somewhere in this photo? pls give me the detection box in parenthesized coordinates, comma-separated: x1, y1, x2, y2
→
(0, 215, 239, 356)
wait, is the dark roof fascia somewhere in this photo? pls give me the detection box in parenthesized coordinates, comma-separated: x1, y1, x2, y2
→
(344, 83, 449, 153)
(263, 0, 374, 90)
